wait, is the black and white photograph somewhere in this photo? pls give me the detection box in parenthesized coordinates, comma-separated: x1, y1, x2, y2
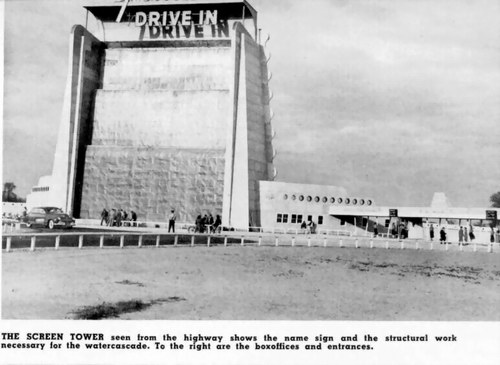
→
(1, 0, 500, 363)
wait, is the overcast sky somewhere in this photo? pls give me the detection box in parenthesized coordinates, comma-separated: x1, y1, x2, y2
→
(3, 0, 500, 207)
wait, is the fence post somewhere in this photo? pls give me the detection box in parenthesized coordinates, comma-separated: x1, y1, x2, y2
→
(370, 240, 373, 249)
(473, 242, 477, 252)
(488, 243, 493, 253)
(323, 236, 327, 247)
(386, 241, 389, 250)
(156, 235, 160, 247)
(207, 236, 211, 247)
(355, 239, 359, 249)
(445, 242, 449, 251)
(191, 235, 195, 247)
(275, 236, 279, 247)
(6, 237, 11, 252)
(99, 235, 104, 249)
(339, 239, 343, 248)
(415, 241, 419, 250)
(30, 236, 36, 251)
(120, 235, 124, 249)
(78, 235, 84, 249)
(55, 235, 61, 250)
(138, 235, 143, 248)
(307, 237, 311, 247)
(224, 236, 228, 247)
(292, 237, 295, 247)
(174, 235, 178, 246)
(459, 242, 463, 252)
(400, 240, 404, 250)
(430, 241, 433, 251)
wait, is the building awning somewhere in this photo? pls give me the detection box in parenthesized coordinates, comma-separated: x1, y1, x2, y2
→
(328, 206, 500, 220)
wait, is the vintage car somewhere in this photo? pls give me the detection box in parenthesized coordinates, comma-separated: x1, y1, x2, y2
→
(23, 207, 75, 229)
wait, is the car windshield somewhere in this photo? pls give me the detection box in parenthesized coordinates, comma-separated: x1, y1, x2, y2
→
(46, 208, 64, 214)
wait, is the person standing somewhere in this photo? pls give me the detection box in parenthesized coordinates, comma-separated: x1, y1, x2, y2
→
(100, 208, 108, 226)
(373, 223, 378, 238)
(439, 227, 446, 244)
(469, 225, 475, 241)
(458, 226, 464, 245)
(116, 209, 123, 227)
(464, 226, 468, 244)
(168, 209, 177, 233)
(429, 224, 434, 241)
(109, 209, 117, 227)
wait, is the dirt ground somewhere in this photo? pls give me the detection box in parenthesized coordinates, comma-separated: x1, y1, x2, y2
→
(2, 245, 500, 320)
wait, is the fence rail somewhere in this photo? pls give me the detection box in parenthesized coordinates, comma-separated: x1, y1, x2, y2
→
(2, 231, 498, 254)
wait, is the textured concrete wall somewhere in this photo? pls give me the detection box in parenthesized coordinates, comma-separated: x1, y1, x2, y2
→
(102, 47, 232, 91)
(79, 44, 232, 219)
(80, 147, 225, 222)
(93, 89, 230, 149)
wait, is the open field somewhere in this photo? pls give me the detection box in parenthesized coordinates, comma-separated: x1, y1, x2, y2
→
(2, 245, 500, 320)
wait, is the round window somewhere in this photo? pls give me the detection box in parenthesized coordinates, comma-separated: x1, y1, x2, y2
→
(283, 194, 288, 200)
(314, 196, 320, 202)
(330, 197, 335, 203)
(307, 196, 312, 202)
(322, 197, 328, 203)
(352, 199, 357, 205)
(299, 195, 304, 201)
(337, 198, 343, 204)
(360, 199, 365, 206)
(345, 198, 350, 204)
(367, 200, 372, 206)
(291, 195, 296, 201)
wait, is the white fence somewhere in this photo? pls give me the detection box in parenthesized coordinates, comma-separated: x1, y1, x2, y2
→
(2, 231, 498, 254)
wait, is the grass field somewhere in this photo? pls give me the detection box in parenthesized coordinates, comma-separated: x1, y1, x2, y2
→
(2, 245, 500, 320)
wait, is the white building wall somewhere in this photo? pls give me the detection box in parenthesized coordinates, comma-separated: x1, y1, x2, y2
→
(259, 181, 373, 231)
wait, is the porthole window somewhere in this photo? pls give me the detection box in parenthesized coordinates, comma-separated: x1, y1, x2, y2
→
(337, 198, 343, 204)
(283, 194, 288, 200)
(345, 198, 350, 204)
(314, 196, 320, 202)
(291, 195, 296, 201)
(367, 200, 372, 206)
(360, 199, 365, 206)
(322, 197, 328, 203)
(352, 199, 358, 205)
(299, 195, 304, 201)
(330, 197, 335, 204)
(307, 196, 312, 202)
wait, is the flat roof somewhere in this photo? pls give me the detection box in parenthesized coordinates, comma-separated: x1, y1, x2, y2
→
(328, 206, 500, 220)
(84, 0, 257, 18)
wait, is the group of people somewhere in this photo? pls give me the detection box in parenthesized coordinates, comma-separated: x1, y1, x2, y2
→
(100, 208, 137, 227)
(428, 224, 499, 244)
(194, 213, 221, 233)
(390, 222, 409, 239)
(300, 219, 317, 234)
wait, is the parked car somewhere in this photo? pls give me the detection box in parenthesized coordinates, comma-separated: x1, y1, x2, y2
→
(23, 207, 75, 229)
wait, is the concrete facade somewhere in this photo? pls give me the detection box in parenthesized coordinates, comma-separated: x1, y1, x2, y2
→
(28, 0, 275, 228)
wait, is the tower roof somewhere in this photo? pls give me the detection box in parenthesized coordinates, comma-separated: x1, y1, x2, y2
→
(84, 0, 258, 20)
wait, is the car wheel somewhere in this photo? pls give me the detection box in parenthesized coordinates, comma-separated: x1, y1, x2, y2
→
(47, 220, 55, 230)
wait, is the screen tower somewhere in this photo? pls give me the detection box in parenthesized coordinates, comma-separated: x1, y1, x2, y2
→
(41, 0, 275, 229)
